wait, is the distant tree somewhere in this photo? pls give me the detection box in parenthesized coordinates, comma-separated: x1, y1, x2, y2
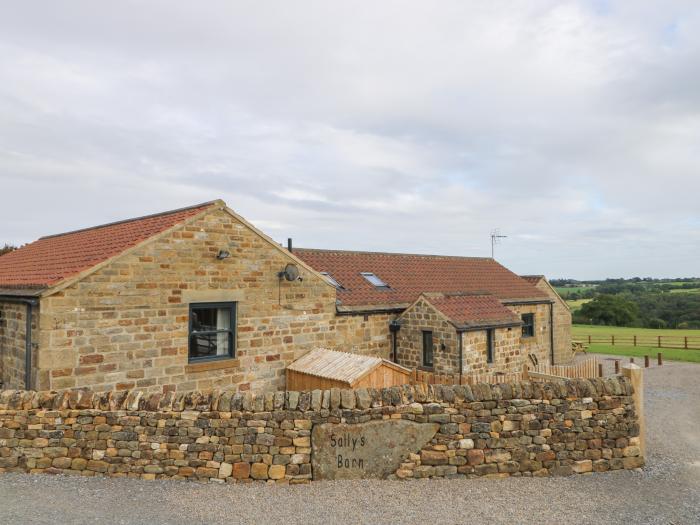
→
(647, 318, 667, 329)
(0, 244, 17, 256)
(577, 295, 639, 326)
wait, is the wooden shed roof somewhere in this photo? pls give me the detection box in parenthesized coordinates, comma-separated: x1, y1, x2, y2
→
(287, 349, 410, 386)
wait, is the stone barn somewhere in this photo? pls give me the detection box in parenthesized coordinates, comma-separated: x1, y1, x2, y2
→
(0, 199, 571, 393)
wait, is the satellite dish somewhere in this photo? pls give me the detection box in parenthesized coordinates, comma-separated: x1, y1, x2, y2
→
(281, 263, 300, 281)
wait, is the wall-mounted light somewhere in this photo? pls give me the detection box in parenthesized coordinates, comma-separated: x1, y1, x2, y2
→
(216, 249, 231, 260)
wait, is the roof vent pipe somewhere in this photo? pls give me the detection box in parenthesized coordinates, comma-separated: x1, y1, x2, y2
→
(287, 238, 293, 253)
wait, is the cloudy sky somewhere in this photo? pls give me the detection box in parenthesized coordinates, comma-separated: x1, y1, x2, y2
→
(1, 1, 698, 279)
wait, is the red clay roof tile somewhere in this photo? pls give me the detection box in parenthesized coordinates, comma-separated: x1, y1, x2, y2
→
(424, 294, 521, 328)
(294, 248, 549, 309)
(0, 202, 216, 290)
(520, 275, 544, 285)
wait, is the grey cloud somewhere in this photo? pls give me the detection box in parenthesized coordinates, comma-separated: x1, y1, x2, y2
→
(0, 1, 699, 279)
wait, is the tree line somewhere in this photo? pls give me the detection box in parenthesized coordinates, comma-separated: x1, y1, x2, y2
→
(554, 278, 700, 329)
(0, 244, 16, 256)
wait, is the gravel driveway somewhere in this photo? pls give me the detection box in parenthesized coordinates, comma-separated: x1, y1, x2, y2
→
(1, 358, 698, 525)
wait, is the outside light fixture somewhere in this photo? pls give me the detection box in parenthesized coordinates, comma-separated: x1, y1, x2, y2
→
(216, 249, 231, 260)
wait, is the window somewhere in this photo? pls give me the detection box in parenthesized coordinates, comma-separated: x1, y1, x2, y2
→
(360, 272, 389, 289)
(422, 330, 434, 367)
(521, 313, 535, 338)
(189, 302, 236, 362)
(320, 271, 342, 289)
(486, 329, 494, 364)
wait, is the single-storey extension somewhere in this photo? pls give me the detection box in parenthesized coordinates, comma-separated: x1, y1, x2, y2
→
(0, 200, 571, 393)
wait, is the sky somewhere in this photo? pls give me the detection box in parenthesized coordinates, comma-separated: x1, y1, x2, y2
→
(1, 1, 699, 280)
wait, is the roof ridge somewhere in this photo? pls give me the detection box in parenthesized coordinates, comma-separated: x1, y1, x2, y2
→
(293, 247, 493, 261)
(39, 200, 221, 240)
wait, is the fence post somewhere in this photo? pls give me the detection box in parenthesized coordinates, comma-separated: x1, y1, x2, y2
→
(633, 335, 637, 347)
(685, 337, 688, 349)
(612, 335, 615, 346)
(614, 360, 620, 374)
(598, 363, 603, 377)
(622, 364, 645, 458)
(657, 352, 663, 366)
(658, 335, 661, 348)
(644, 355, 649, 368)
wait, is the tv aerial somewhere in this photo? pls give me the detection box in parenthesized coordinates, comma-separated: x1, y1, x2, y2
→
(490, 229, 507, 259)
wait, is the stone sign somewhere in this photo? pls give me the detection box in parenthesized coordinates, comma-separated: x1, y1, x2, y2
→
(311, 420, 439, 480)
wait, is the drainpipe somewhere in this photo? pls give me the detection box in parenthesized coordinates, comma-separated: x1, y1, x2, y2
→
(458, 332, 463, 384)
(0, 296, 38, 390)
(25, 303, 33, 390)
(549, 303, 555, 365)
(389, 320, 401, 363)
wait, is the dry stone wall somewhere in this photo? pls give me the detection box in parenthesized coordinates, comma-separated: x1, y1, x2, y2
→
(0, 376, 643, 483)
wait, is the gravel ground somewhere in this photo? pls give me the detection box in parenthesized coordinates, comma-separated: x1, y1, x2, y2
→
(1, 358, 698, 525)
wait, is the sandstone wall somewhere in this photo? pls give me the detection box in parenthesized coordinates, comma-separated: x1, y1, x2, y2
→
(0, 375, 643, 483)
(461, 327, 521, 374)
(333, 313, 394, 360)
(396, 297, 460, 372)
(395, 298, 553, 376)
(35, 207, 340, 393)
(507, 303, 552, 367)
(32, 208, 405, 394)
(0, 302, 38, 389)
(532, 280, 573, 364)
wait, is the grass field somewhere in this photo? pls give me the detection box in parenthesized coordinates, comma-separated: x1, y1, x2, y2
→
(555, 286, 595, 298)
(586, 344, 700, 363)
(573, 324, 700, 338)
(566, 299, 591, 312)
(669, 287, 700, 294)
(573, 324, 700, 363)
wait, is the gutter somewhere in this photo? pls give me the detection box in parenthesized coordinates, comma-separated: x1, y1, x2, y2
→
(0, 295, 38, 390)
(456, 320, 522, 332)
(336, 306, 406, 316)
(502, 299, 554, 306)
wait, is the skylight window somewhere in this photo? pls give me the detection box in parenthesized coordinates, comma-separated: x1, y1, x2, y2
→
(320, 271, 342, 289)
(360, 272, 389, 289)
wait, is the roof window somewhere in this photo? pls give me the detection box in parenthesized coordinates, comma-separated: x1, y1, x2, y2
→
(360, 272, 389, 289)
(320, 272, 343, 289)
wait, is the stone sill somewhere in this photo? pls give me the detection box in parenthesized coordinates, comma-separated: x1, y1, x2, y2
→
(185, 358, 239, 374)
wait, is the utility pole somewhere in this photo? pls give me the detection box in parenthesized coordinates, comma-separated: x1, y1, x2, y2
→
(490, 229, 507, 259)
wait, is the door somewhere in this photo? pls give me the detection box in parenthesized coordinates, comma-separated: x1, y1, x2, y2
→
(422, 330, 434, 367)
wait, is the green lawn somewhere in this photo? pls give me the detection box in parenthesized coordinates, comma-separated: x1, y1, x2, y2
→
(573, 324, 700, 338)
(586, 344, 700, 363)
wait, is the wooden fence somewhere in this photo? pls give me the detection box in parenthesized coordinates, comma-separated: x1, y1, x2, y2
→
(409, 369, 525, 386)
(530, 356, 601, 379)
(409, 356, 603, 386)
(578, 334, 700, 350)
